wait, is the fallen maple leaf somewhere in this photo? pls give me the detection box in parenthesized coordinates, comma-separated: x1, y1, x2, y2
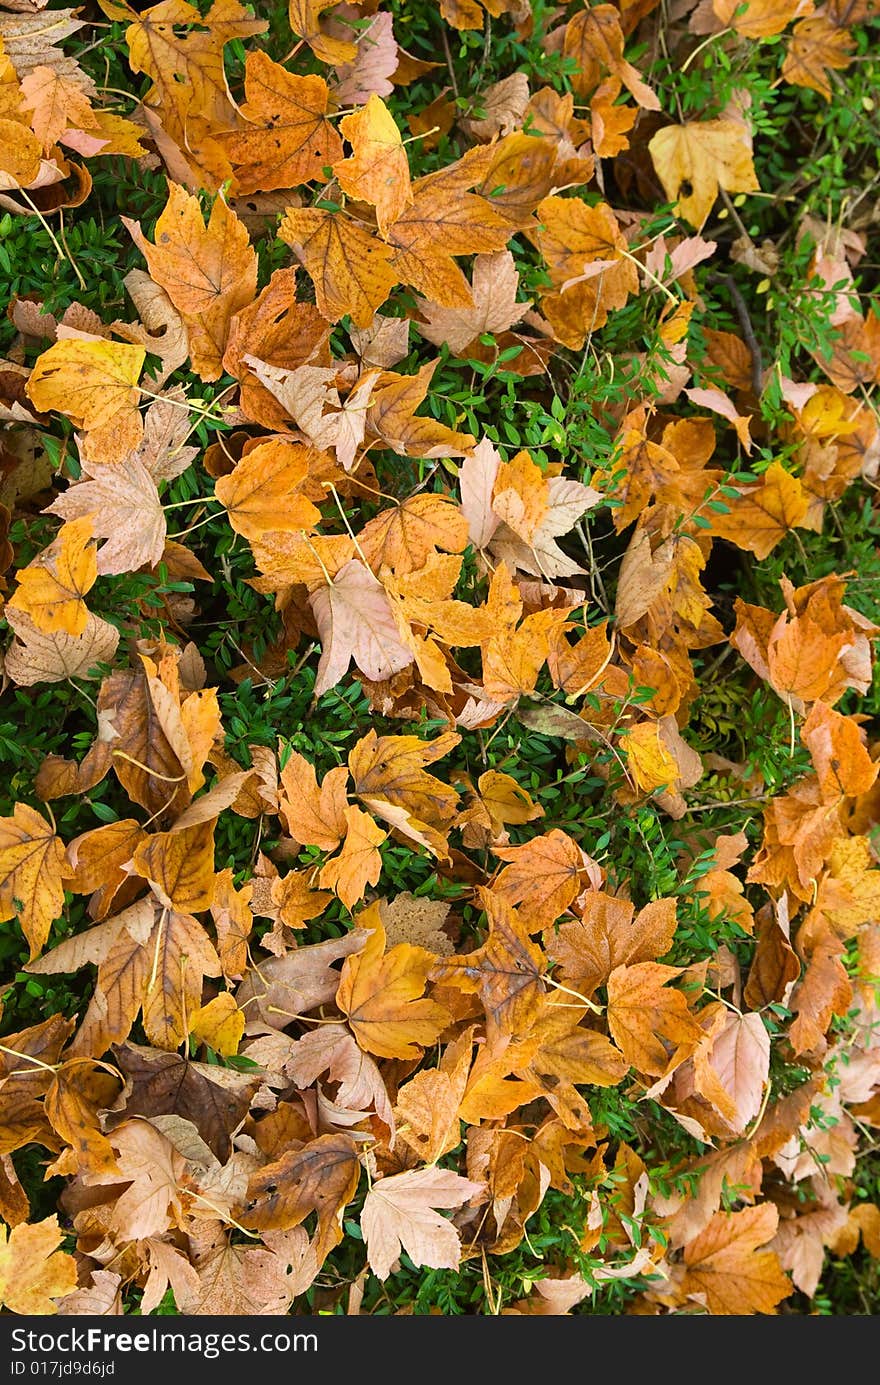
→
(335, 912, 449, 1059)
(288, 0, 356, 63)
(47, 455, 167, 576)
(278, 207, 396, 328)
(310, 558, 414, 697)
(0, 803, 72, 961)
(676, 1204, 792, 1314)
(493, 829, 591, 931)
(365, 361, 475, 458)
(214, 439, 322, 543)
(563, 3, 660, 107)
(334, 94, 412, 237)
(360, 1167, 482, 1280)
(430, 890, 546, 1043)
(19, 63, 96, 152)
(110, 1042, 259, 1161)
(318, 804, 387, 910)
(395, 1028, 472, 1161)
(0, 1215, 77, 1315)
(220, 50, 342, 195)
(415, 250, 528, 354)
(709, 461, 808, 558)
(695, 1010, 770, 1134)
(3, 606, 119, 687)
(131, 818, 216, 915)
(357, 493, 468, 577)
(782, 15, 854, 101)
(277, 751, 348, 851)
(25, 339, 145, 463)
(801, 699, 878, 800)
(548, 893, 679, 998)
(235, 931, 367, 1029)
(605, 961, 702, 1076)
(285, 1023, 393, 1129)
(100, 1119, 186, 1242)
(383, 145, 510, 306)
(125, 182, 257, 381)
(189, 992, 245, 1057)
(649, 119, 759, 230)
(242, 1132, 360, 1263)
(8, 517, 98, 637)
(177, 1222, 318, 1314)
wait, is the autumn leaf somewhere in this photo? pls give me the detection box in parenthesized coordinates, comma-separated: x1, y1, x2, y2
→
(19, 64, 96, 152)
(782, 16, 854, 100)
(415, 250, 528, 354)
(278, 207, 396, 328)
(563, 4, 659, 107)
(3, 607, 119, 688)
(99, 1119, 186, 1242)
(365, 361, 475, 458)
(288, 0, 356, 63)
(110, 1042, 259, 1161)
(334, 94, 412, 237)
(0, 117, 42, 187)
(708, 462, 809, 559)
(335, 911, 449, 1059)
(649, 119, 760, 230)
(189, 992, 244, 1057)
(44, 1060, 121, 1176)
(744, 902, 801, 1010)
(515, 1000, 628, 1128)
(361, 1168, 482, 1280)
(347, 728, 459, 859)
(357, 493, 468, 576)
(25, 340, 145, 463)
(677, 1205, 792, 1314)
(531, 194, 638, 348)
(8, 517, 97, 637)
(235, 931, 366, 1030)
(125, 182, 257, 381)
(277, 751, 348, 851)
(395, 1028, 472, 1161)
(789, 937, 852, 1056)
(801, 699, 878, 801)
(309, 558, 414, 698)
(383, 146, 510, 307)
(548, 893, 678, 998)
(131, 818, 216, 915)
(318, 804, 387, 910)
(0, 1216, 77, 1315)
(101, 0, 266, 168)
(286, 1023, 393, 1130)
(211, 869, 253, 981)
(176, 1223, 318, 1314)
(605, 961, 702, 1076)
(695, 1010, 770, 1134)
(430, 890, 546, 1043)
(141, 908, 221, 1051)
(219, 50, 342, 195)
(493, 828, 590, 931)
(0, 803, 71, 961)
(456, 769, 543, 848)
(214, 439, 322, 543)
(242, 1132, 360, 1262)
(618, 719, 679, 794)
(47, 454, 167, 576)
